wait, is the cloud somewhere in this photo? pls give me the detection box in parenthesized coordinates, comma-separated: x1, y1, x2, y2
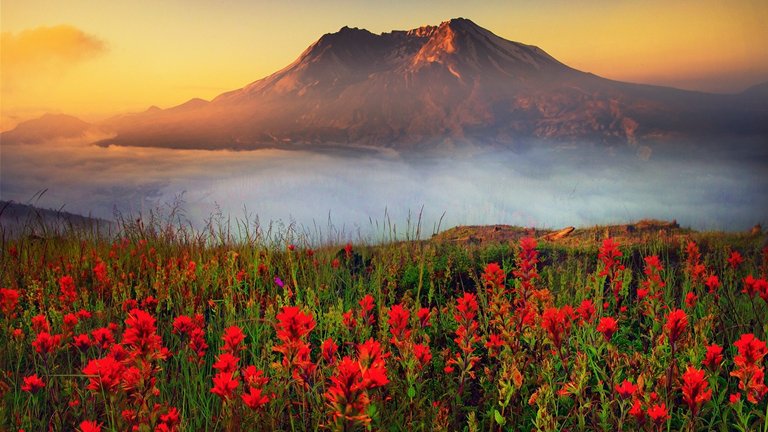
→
(1, 25, 107, 91)
(1, 135, 766, 240)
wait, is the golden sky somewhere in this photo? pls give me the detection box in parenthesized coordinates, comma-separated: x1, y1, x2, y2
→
(2, 0, 767, 131)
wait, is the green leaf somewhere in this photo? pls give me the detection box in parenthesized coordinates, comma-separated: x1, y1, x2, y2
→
(407, 385, 416, 399)
(494, 409, 506, 426)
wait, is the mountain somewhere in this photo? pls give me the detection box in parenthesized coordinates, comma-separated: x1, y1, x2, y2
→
(14, 19, 768, 151)
(0, 200, 113, 238)
(0, 114, 95, 144)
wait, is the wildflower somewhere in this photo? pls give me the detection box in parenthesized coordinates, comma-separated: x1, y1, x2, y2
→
(413, 343, 432, 369)
(729, 393, 741, 405)
(77, 309, 92, 320)
(681, 366, 712, 416)
(0, 288, 20, 317)
(514, 237, 539, 298)
(485, 333, 504, 356)
(596, 316, 618, 341)
(274, 277, 284, 288)
(83, 356, 124, 393)
(32, 331, 61, 355)
(159, 407, 181, 430)
(123, 308, 163, 356)
(189, 328, 209, 360)
(727, 250, 744, 269)
(685, 292, 698, 309)
(213, 353, 240, 374)
(31, 314, 50, 333)
(664, 309, 687, 346)
(73, 334, 91, 351)
(387, 304, 411, 344)
(59, 275, 78, 305)
(331, 258, 341, 269)
(730, 333, 768, 403)
(242, 366, 269, 388)
(344, 243, 353, 258)
(79, 421, 102, 432)
(629, 398, 645, 423)
(210, 372, 239, 400)
(172, 315, 196, 335)
(481, 262, 505, 288)
(91, 327, 115, 349)
(704, 274, 720, 294)
(275, 306, 316, 342)
(576, 299, 596, 323)
(342, 310, 357, 329)
(733, 333, 767, 367)
(541, 306, 574, 349)
(63, 313, 79, 330)
(647, 403, 669, 425)
(359, 295, 376, 326)
(141, 295, 158, 310)
(417, 307, 432, 327)
(598, 238, 622, 277)
(321, 338, 339, 364)
(221, 325, 246, 354)
(21, 374, 45, 393)
(702, 343, 723, 370)
(615, 379, 638, 399)
(242, 386, 269, 410)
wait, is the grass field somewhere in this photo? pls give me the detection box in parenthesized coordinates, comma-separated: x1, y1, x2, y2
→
(1, 219, 767, 431)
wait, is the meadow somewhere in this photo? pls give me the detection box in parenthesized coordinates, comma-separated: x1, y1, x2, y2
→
(1, 219, 767, 431)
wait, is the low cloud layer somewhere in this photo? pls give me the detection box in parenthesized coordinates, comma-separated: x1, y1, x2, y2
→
(1, 136, 766, 241)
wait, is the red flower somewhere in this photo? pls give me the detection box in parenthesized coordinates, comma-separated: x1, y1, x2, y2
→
(481, 262, 505, 288)
(321, 338, 339, 363)
(172, 315, 196, 335)
(729, 393, 741, 405)
(123, 308, 163, 356)
(577, 299, 596, 323)
(387, 304, 411, 343)
(664, 309, 687, 346)
(541, 306, 574, 349)
(733, 333, 767, 367)
(0, 288, 20, 317)
(59, 275, 78, 305)
(359, 295, 376, 326)
(727, 250, 744, 269)
(455, 292, 479, 324)
(221, 325, 246, 354)
(629, 398, 645, 423)
(213, 353, 240, 374)
(32, 331, 61, 355)
(413, 343, 432, 369)
(189, 328, 208, 360)
(702, 343, 723, 370)
(242, 386, 269, 410)
(31, 314, 50, 333)
(73, 334, 91, 351)
(21, 374, 45, 393)
(647, 402, 669, 425)
(685, 292, 698, 309)
(211, 372, 239, 400)
(681, 366, 712, 416)
(596, 317, 618, 341)
(83, 356, 124, 393)
(615, 379, 638, 399)
(91, 327, 114, 349)
(275, 306, 316, 342)
(485, 333, 504, 356)
(242, 366, 269, 387)
(598, 238, 622, 276)
(417, 307, 432, 328)
(159, 407, 181, 429)
(704, 274, 721, 294)
(79, 420, 102, 432)
(342, 310, 357, 329)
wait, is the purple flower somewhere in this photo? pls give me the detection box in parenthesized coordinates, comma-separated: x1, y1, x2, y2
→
(274, 277, 284, 288)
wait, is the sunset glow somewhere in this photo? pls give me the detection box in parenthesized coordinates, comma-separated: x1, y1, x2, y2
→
(2, 0, 766, 131)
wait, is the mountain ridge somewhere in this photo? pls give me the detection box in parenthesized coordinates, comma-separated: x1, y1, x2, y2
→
(3, 18, 766, 151)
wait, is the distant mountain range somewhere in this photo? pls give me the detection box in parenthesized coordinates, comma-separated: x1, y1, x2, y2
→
(3, 18, 766, 151)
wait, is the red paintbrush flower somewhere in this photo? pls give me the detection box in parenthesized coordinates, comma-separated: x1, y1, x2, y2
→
(704, 274, 721, 294)
(647, 403, 669, 425)
(681, 366, 712, 416)
(242, 386, 269, 410)
(32, 331, 61, 355)
(91, 327, 114, 349)
(417, 307, 432, 328)
(275, 306, 316, 342)
(482, 262, 505, 288)
(59, 275, 77, 305)
(123, 308, 163, 356)
(615, 379, 638, 399)
(210, 372, 239, 400)
(221, 325, 246, 354)
(359, 295, 376, 326)
(596, 316, 618, 341)
(702, 343, 723, 370)
(78, 420, 102, 432)
(0, 288, 20, 317)
(213, 352, 240, 374)
(83, 356, 124, 393)
(321, 338, 339, 364)
(664, 309, 687, 346)
(21, 374, 45, 393)
(727, 250, 744, 269)
(577, 299, 596, 324)
(413, 343, 432, 369)
(387, 304, 411, 343)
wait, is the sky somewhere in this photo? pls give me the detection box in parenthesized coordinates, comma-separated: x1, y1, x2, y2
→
(2, 0, 767, 131)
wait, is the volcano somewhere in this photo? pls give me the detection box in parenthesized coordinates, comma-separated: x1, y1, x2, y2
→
(8, 18, 768, 151)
